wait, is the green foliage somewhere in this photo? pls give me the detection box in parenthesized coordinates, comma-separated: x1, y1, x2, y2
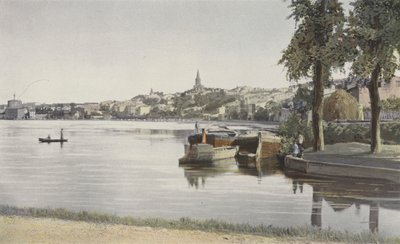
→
(278, 113, 312, 154)
(174, 91, 235, 116)
(293, 84, 313, 113)
(381, 122, 400, 144)
(279, 0, 349, 81)
(143, 97, 161, 106)
(280, 0, 351, 151)
(348, 0, 400, 80)
(278, 116, 400, 154)
(381, 98, 400, 111)
(204, 96, 235, 113)
(182, 110, 203, 119)
(173, 95, 195, 116)
(348, 0, 400, 153)
(254, 101, 282, 121)
(254, 107, 269, 121)
(148, 107, 177, 119)
(324, 122, 369, 144)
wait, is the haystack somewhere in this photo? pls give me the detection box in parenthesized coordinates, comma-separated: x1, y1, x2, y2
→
(323, 89, 359, 121)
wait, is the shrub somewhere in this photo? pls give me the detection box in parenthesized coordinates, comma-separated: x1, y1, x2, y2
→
(278, 113, 312, 154)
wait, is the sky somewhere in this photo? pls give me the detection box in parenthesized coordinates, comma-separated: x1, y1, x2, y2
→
(0, 0, 350, 103)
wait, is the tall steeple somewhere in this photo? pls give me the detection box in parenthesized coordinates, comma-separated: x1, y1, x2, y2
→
(194, 69, 203, 91)
(195, 70, 201, 86)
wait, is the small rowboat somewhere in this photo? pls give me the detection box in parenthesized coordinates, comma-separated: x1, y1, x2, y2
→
(39, 138, 68, 143)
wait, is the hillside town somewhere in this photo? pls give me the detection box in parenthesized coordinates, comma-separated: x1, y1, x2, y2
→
(1, 70, 400, 122)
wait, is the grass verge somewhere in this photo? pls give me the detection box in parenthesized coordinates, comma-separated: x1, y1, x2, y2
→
(0, 205, 397, 243)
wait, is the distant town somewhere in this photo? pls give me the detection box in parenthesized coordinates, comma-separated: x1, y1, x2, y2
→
(1, 70, 400, 122)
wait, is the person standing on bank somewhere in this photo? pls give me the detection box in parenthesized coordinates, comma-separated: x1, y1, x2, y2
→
(60, 128, 64, 140)
(297, 134, 304, 158)
(292, 134, 304, 158)
(195, 121, 199, 134)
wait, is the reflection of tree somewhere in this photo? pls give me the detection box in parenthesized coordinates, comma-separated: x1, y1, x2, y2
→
(369, 202, 379, 233)
(285, 170, 400, 233)
(311, 186, 322, 228)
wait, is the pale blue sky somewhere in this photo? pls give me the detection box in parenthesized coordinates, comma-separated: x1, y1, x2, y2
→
(0, 0, 350, 103)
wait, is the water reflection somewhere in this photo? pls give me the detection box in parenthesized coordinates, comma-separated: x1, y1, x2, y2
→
(292, 181, 303, 194)
(179, 158, 282, 188)
(237, 158, 281, 183)
(179, 157, 400, 235)
(285, 170, 400, 233)
(180, 159, 237, 189)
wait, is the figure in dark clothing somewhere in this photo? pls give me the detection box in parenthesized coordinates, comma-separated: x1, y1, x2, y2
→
(195, 121, 199, 134)
(292, 135, 304, 158)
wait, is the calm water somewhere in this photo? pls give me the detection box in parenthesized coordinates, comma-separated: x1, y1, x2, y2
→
(0, 120, 399, 237)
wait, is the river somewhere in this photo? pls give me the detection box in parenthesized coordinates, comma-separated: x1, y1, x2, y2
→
(0, 120, 399, 237)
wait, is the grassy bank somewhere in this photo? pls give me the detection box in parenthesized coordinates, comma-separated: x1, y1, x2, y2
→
(0, 205, 396, 243)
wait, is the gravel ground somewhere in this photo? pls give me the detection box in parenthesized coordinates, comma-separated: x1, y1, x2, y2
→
(0, 216, 336, 244)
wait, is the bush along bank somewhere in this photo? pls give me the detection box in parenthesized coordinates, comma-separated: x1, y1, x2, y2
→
(0, 205, 392, 243)
(278, 114, 400, 154)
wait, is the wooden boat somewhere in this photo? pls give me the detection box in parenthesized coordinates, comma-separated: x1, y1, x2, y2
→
(179, 144, 238, 164)
(180, 127, 238, 164)
(39, 138, 68, 143)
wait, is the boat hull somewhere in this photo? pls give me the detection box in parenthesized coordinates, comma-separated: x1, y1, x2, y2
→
(39, 138, 68, 143)
(179, 144, 238, 164)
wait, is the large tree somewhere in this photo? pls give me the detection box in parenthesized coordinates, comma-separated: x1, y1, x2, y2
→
(348, 0, 400, 154)
(279, 0, 350, 151)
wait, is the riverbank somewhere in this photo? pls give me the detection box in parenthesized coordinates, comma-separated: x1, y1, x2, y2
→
(304, 142, 400, 168)
(285, 142, 400, 182)
(0, 205, 391, 243)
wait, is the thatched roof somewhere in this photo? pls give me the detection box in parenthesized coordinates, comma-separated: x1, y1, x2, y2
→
(323, 89, 359, 121)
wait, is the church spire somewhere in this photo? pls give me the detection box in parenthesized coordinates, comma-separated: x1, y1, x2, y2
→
(193, 69, 204, 92)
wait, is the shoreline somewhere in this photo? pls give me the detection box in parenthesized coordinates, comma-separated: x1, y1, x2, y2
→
(0, 215, 325, 244)
(0, 205, 392, 243)
(285, 142, 400, 182)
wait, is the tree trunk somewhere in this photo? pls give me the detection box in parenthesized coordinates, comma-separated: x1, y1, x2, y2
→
(368, 64, 382, 154)
(312, 60, 325, 151)
(311, 0, 327, 152)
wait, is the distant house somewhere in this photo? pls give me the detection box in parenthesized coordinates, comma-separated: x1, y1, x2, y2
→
(273, 108, 291, 122)
(81, 103, 100, 114)
(125, 105, 137, 116)
(346, 77, 400, 107)
(218, 106, 226, 114)
(137, 105, 151, 116)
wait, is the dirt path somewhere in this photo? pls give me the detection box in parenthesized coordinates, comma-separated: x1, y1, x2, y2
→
(0, 216, 330, 244)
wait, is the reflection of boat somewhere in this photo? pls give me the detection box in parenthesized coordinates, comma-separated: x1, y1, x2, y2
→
(39, 138, 68, 143)
(180, 159, 237, 188)
(180, 127, 238, 164)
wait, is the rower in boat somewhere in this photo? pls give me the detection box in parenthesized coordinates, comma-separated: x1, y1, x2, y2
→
(38, 128, 68, 143)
